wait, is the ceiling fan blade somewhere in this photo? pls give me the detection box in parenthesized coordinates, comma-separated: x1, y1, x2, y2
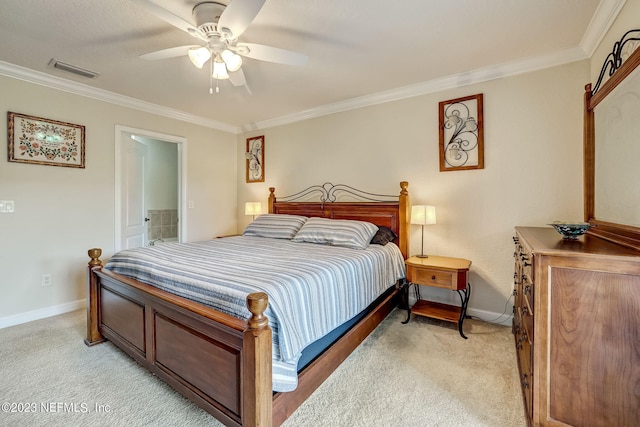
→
(228, 68, 247, 87)
(140, 45, 198, 61)
(217, 0, 266, 40)
(131, 0, 204, 40)
(237, 43, 308, 66)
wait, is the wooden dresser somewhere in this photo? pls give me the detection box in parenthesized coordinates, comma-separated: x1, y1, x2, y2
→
(512, 226, 640, 427)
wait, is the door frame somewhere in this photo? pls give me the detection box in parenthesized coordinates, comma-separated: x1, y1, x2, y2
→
(114, 125, 187, 251)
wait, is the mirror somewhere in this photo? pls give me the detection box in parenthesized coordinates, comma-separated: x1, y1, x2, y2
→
(594, 65, 640, 226)
(584, 30, 640, 249)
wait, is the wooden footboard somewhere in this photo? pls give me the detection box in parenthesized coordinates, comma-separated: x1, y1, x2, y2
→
(85, 249, 271, 427)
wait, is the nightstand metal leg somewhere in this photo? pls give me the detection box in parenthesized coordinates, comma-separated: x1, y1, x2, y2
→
(455, 282, 472, 339)
(401, 280, 412, 324)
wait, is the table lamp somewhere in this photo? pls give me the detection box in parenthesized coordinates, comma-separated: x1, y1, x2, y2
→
(245, 202, 262, 221)
(411, 205, 436, 258)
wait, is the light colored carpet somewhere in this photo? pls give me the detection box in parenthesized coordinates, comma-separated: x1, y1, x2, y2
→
(0, 309, 526, 427)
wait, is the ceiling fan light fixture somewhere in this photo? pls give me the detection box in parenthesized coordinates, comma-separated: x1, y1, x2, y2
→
(212, 56, 229, 80)
(221, 49, 242, 72)
(188, 47, 211, 69)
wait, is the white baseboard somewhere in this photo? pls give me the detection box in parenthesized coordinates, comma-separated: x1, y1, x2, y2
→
(0, 299, 85, 329)
(466, 307, 513, 326)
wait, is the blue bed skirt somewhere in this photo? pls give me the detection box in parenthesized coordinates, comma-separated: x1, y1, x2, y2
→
(296, 285, 396, 371)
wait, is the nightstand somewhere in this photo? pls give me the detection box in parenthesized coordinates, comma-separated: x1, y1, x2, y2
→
(402, 255, 472, 338)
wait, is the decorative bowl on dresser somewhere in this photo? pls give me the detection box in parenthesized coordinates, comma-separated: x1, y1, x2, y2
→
(546, 222, 593, 239)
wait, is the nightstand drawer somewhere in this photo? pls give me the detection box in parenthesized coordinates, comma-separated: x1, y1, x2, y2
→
(409, 267, 453, 289)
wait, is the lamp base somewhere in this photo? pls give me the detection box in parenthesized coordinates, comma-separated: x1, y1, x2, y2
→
(416, 254, 429, 258)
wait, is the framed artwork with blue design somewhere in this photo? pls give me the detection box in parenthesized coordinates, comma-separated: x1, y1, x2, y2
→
(438, 93, 484, 171)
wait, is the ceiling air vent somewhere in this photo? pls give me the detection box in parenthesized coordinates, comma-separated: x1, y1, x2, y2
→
(48, 59, 100, 79)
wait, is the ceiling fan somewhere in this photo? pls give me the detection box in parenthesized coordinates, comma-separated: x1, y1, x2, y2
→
(135, 0, 308, 93)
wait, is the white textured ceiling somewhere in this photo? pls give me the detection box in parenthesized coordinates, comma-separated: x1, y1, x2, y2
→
(0, 0, 617, 132)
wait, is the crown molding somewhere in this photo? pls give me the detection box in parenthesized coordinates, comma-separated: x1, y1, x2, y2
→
(580, 0, 627, 57)
(0, 60, 239, 134)
(242, 46, 590, 132)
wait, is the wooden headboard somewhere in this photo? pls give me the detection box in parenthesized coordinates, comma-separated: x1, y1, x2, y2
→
(268, 181, 410, 259)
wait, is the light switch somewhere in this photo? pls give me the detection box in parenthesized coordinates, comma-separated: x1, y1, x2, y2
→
(0, 200, 14, 214)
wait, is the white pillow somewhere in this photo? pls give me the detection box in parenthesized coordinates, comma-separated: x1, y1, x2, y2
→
(243, 214, 308, 239)
(292, 217, 379, 249)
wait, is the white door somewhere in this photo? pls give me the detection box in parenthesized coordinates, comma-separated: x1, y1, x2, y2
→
(122, 137, 148, 249)
(115, 125, 187, 252)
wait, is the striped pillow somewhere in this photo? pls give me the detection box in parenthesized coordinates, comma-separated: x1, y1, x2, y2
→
(243, 214, 308, 239)
(291, 217, 379, 250)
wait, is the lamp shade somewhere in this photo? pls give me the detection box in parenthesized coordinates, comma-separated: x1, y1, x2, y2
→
(221, 49, 242, 72)
(188, 47, 211, 69)
(212, 56, 229, 80)
(411, 205, 436, 225)
(245, 202, 263, 216)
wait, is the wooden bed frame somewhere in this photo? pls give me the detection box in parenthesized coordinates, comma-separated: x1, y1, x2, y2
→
(85, 181, 410, 426)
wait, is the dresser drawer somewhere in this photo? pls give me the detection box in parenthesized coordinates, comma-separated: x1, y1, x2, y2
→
(521, 307, 533, 344)
(519, 335, 534, 419)
(523, 276, 534, 310)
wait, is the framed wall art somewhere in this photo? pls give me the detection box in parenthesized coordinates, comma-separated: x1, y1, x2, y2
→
(245, 135, 264, 183)
(8, 111, 85, 168)
(438, 93, 484, 171)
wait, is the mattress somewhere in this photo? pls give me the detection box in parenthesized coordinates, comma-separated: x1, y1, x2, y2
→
(104, 235, 406, 391)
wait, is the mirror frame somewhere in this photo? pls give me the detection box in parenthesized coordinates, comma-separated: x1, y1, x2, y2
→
(584, 30, 640, 250)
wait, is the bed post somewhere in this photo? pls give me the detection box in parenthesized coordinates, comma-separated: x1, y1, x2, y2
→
(399, 181, 410, 259)
(268, 187, 276, 214)
(243, 292, 272, 427)
(85, 248, 105, 346)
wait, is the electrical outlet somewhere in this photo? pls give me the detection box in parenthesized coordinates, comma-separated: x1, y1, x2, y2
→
(188, 200, 194, 209)
(41, 273, 52, 287)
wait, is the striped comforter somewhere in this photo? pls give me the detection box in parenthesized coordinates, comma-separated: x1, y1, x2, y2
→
(104, 236, 406, 391)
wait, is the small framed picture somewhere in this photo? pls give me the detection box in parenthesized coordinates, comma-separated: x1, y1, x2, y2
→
(8, 112, 85, 168)
(438, 94, 484, 171)
(245, 135, 264, 183)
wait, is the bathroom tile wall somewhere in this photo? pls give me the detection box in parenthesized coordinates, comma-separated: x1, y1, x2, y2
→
(148, 209, 178, 240)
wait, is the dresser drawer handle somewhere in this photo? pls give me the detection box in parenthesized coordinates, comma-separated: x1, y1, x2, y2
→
(431, 275, 436, 280)
(522, 374, 529, 389)
(522, 307, 528, 316)
(524, 285, 531, 295)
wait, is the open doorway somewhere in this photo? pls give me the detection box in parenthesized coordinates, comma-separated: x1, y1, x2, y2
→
(114, 125, 187, 251)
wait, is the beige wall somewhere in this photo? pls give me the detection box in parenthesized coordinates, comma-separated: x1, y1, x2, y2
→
(238, 61, 589, 317)
(0, 76, 237, 322)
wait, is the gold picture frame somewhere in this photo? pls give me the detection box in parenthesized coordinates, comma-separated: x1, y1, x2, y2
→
(246, 135, 264, 183)
(438, 93, 484, 171)
(8, 112, 85, 168)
